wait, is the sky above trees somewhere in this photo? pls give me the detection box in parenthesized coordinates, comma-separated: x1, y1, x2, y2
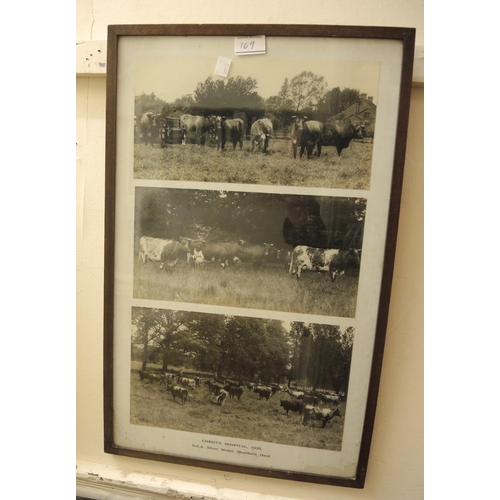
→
(135, 56, 380, 105)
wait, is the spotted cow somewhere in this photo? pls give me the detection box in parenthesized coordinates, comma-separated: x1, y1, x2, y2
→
(289, 245, 357, 281)
(302, 405, 341, 427)
(139, 236, 190, 271)
(168, 385, 188, 404)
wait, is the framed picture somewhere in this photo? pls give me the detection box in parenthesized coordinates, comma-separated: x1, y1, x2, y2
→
(104, 24, 415, 488)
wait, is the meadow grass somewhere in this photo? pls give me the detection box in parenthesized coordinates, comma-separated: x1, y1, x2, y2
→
(130, 369, 345, 451)
(133, 260, 358, 318)
(134, 138, 372, 190)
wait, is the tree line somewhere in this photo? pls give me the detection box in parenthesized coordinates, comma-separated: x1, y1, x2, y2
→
(134, 187, 366, 252)
(135, 70, 364, 132)
(132, 307, 353, 392)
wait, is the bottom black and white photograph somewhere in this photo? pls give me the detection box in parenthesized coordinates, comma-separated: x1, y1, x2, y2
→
(130, 306, 354, 452)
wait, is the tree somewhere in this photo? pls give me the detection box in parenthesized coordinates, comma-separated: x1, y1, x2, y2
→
(131, 308, 177, 371)
(176, 312, 227, 373)
(288, 71, 328, 114)
(265, 78, 295, 131)
(339, 87, 361, 111)
(192, 75, 264, 116)
(135, 187, 289, 249)
(161, 94, 195, 117)
(316, 87, 342, 121)
(286, 322, 354, 391)
(131, 308, 199, 371)
(135, 92, 167, 117)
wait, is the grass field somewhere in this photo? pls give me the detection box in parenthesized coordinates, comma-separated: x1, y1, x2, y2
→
(133, 259, 359, 317)
(130, 364, 345, 451)
(134, 138, 372, 190)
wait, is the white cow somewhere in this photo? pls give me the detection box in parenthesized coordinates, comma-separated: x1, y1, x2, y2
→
(289, 245, 354, 281)
(139, 236, 190, 270)
(250, 118, 273, 152)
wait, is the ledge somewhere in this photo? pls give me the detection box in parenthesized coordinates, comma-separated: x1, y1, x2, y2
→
(76, 459, 297, 500)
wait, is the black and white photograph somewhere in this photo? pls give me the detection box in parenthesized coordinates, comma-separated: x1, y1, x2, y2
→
(134, 187, 365, 318)
(133, 56, 377, 189)
(105, 25, 415, 487)
(130, 307, 353, 452)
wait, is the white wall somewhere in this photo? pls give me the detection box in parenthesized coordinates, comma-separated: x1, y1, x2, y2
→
(76, 2, 423, 498)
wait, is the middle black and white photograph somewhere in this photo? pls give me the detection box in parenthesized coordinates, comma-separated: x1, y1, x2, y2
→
(134, 186, 365, 318)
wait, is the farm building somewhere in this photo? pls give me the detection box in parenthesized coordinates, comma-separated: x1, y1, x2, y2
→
(333, 94, 377, 128)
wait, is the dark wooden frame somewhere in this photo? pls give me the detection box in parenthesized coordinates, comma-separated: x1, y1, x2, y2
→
(103, 24, 415, 488)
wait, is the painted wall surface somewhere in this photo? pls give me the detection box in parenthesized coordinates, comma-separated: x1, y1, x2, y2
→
(76, 2, 423, 498)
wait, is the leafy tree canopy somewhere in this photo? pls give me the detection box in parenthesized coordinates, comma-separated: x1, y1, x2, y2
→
(135, 92, 167, 118)
(288, 71, 328, 114)
(132, 306, 354, 392)
(192, 75, 264, 115)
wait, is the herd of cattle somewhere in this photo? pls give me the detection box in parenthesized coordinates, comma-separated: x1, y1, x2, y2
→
(138, 368, 344, 428)
(136, 112, 366, 158)
(138, 236, 360, 282)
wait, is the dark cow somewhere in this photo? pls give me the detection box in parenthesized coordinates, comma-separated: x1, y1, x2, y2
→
(139, 236, 190, 271)
(270, 384, 282, 396)
(302, 405, 341, 427)
(322, 120, 365, 156)
(191, 240, 243, 266)
(168, 385, 188, 404)
(250, 118, 273, 152)
(150, 114, 162, 145)
(235, 241, 276, 269)
(146, 372, 161, 383)
(289, 245, 357, 281)
(224, 384, 244, 401)
(253, 386, 272, 400)
(280, 399, 304, 416)
(180, 114, 211, 145)
(139, 112, 157, 145)
(214, 116, 224, 150)
(291, 116, 324, 159)
(205, 380, 224, 395)
(221, 117, 244, 151)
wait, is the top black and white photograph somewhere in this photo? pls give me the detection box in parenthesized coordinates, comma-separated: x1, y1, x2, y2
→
(131, 41, 379, 189)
